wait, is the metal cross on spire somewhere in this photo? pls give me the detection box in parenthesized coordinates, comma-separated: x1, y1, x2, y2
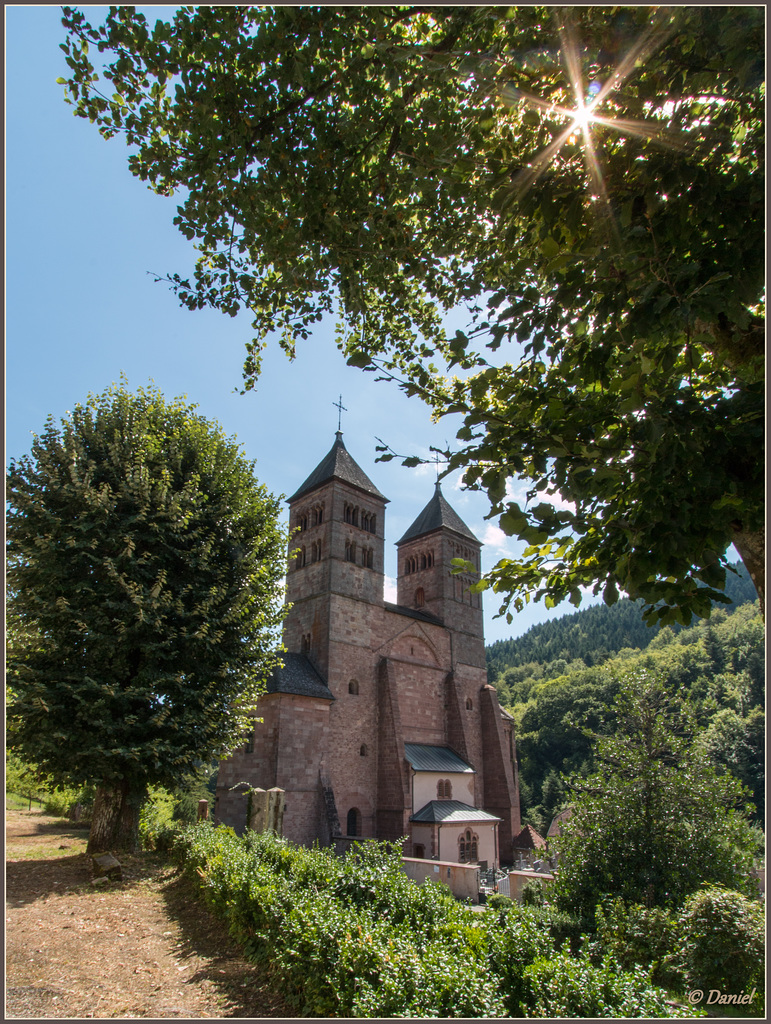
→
(333, 394, 347, 432)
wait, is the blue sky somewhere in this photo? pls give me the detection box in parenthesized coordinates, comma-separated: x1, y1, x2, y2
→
(6, 6, 604, 644)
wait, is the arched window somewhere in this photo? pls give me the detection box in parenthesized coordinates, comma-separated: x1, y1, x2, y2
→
(360, 744, 368, 757)
(413, 844, 425, 859)
(415, 587, 425, 608)
(348, 679, 359, 695)
(243, 726, 254, 755)
(299, 514, 308, 532)
(345, 541, 356, 563)
(297, 546, 306, 568)
(364, 547, 373, 568)
(301, 633, 311, 654)
(421, 554, 427, 570)
(459, 829, 478, 863)
(437, 779, 452, 800)
(368, 515, 376, 534)
(346, 807, 361, 837)
(465, 697, 473, 711)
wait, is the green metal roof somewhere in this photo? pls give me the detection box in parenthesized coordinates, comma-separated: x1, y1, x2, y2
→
(410, 800, 501, 824)
(404, 743, 474, 773)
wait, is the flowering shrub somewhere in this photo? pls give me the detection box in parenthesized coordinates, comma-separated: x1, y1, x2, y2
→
(675, 885, 765, 1008)
(523, 949, 705, 1018)
(165, 823, 705, 1018)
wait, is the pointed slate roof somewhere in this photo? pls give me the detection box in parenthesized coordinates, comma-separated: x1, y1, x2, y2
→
(266, 653, 334, 701)
(287, 431, 388, 504)
(397, 481, 479, 545)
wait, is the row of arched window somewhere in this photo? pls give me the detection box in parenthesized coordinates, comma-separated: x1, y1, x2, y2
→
(453, 575, 482, 607)
(404, 550, 434, 575)
(297, 505, 324, 532)
(344, 504, 377, 533)
(452, 541, 477, 568)
(296, 540, 323, 568)
(437, 778, 453, 800)
(345, 541, 374, 567)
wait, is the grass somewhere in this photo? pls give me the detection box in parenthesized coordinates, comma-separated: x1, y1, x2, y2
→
(6, 792, 47, 811)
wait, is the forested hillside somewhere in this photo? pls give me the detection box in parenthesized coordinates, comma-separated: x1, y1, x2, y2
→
(491, 599, 764, 837)
(486, 561, 756, 679)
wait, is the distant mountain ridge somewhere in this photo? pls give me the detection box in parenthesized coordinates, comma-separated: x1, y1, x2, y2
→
(486, 562, 757, 677)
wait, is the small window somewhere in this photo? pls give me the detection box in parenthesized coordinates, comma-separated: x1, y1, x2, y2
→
(345, 541, 357, 563)
(243, 727, 254, 755)
(437, 779, 452, 800)
(346, 807, 362, 837)
(360, 744, 368, 757)
(369, 515, 376, 534)
(415, 587, 425, 608)
(465, 697, 473, 711)
(302, 633, 311, 654)
(414, 844, 425, 859)
(348, 680, 359, 695)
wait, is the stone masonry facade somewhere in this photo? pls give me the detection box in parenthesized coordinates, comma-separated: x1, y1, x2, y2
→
(216, 431, 521, 863)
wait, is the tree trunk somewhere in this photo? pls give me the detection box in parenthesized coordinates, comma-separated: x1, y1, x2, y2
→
(732, 524, 765, 618)
(87, 780, 145, 854)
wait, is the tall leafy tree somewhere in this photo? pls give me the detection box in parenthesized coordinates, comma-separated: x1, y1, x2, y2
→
(7, 381, 288, 852)
(552, 671, 759, 916)
(59, 6, 764, 623)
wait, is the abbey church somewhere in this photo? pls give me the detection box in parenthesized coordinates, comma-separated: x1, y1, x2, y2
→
(216, 430, 521, 868)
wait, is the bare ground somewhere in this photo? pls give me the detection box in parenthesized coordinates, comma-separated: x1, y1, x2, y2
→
(5, 807, 296, 1019)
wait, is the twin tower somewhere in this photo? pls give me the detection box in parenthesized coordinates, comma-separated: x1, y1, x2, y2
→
(216, 430, 520, 866)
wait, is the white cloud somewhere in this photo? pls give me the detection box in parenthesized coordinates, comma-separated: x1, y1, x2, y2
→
(384, 576, 397, 603)
(480, 523, 517, 556)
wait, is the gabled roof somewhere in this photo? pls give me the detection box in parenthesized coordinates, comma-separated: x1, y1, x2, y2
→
(410, 800, 501, 824)
(266, 653, 334, 701)
(383, 601, 443, 626)
(513, 824, 547, 850)
(397, 481, 478, 545)
(287, 431, 388, 504)
(547, 806, 574, 839)
(404, 743, 474, 774)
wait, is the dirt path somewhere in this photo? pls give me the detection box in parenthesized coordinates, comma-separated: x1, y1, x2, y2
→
(5, 807, 295, 1019)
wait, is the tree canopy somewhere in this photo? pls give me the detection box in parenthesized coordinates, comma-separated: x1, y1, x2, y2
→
(6, 381, 288, 850)
(59, 6, 765, 624)
(551, 671, 759, 916)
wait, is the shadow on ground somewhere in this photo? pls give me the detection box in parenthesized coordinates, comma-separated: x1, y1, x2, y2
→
(159, 870, 297, 1018)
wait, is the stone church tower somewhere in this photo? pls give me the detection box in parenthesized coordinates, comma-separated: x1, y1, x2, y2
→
(216, 431, 521, 866)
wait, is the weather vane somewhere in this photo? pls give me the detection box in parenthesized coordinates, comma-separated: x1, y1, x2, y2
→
(333, 394, 347, 432)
